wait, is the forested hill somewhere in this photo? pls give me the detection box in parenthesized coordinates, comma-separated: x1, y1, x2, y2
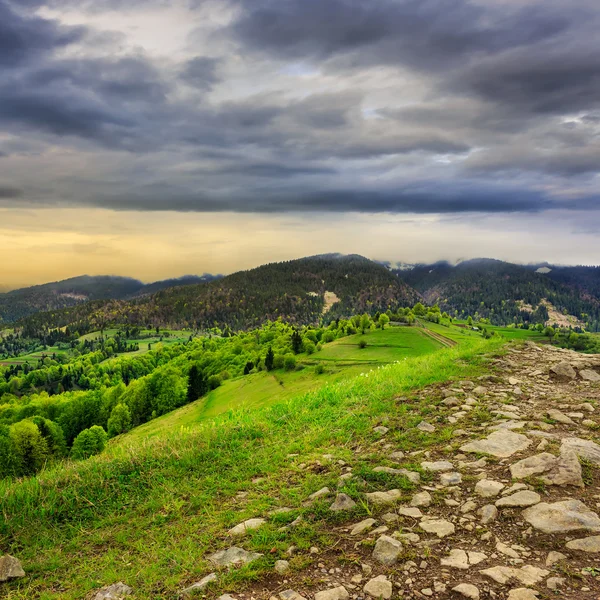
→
(394, 258, 600, 331)
(17, 255, 421, 332)
(0, 275, 220, 324)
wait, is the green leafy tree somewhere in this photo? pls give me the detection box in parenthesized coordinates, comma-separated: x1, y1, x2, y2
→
(284, 354, 297, 371)
(71, 425, 108, 460)
(9, 420, 49, 475)
(378, 314, 390, 329)
(360, 313, 372, 334)
(107, 403, 132, 437)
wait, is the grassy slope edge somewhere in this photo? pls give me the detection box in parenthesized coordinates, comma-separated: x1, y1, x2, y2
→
(0, 336, 504, 599)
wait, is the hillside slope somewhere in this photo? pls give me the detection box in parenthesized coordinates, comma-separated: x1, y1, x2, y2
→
(17, 255, 421, 331)
(2, 339, 600, 599)
(394, 259, 600, 330)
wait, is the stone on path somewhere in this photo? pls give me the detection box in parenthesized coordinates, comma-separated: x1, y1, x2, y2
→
(372, 535, 402, 566)
(580, 369, 600, 382)
(460, 430, 531, 458)
(350, 518, 377, 535)
(208, 546, 263, 567)
(419, 518, 455, 538)
(522, 500, 600, 534)
(410, 491, 431, 507)
(275, 560, 290, 574)
(452, 583, 480, 599)
(309, 487, 331, 501)
(550, 362, 576, 380)
(0, 555, 25, 582)
(440, 549, 487, 569)
(561, 437, 600, 466)
(479, 504, 498, 524)
(545, 551, 567, 566)
(181, 573, 217, 597)
(398, 506, 422, 518)
(228, 518, 266, 536)
(565, 535, 600, 552)
(440, 472, 462, 486)
(495, 491, 541, 508)
(420, 460, 453, 472)
(373, 467, 420, 483)
(314, 587, 349, 600)
(507, 590, 539, 600)
(280, 590, 307, 600)
(417, 421, 435, 433)
(93, 583, 133, 600)
(547, 409, 574, 425)
(363, 575, 392, 599)
(480, 565, 549, 586)
(366, 489, 401, 506)
(330, 493, 356, 511)
(475, 480, 504, 498)
(510, 452, 584, 488)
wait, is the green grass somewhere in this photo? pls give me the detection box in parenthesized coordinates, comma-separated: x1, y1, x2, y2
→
(315, 326, 442, 363)
(0, 336, 505, 599)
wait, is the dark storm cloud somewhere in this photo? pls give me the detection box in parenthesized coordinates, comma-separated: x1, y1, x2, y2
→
(180, 57, 222, 90)
(226, 0, 575, 70)
(0, 0, 85, 65)
(0, 185, 23, 198)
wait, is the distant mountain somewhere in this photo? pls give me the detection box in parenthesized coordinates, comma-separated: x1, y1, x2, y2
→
(0, 274, 221, 324)
(392, 258, 600, 331)
(17, 254, 421, 331)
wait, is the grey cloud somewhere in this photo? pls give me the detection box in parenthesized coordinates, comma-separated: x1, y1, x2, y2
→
(0, 185, 23, 198)
(180, 57, 221, 90)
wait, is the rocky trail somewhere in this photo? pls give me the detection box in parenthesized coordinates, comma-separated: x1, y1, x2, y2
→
(3, 342, 600, 600)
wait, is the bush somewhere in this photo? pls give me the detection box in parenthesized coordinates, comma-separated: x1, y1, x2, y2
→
(208, 375, 222, 390)
(314, 364, 325, 375)
(9, 420, 49, 475)
(273, 354, 285, 369)
(304, 341, 316, 355)
(70, 425, 108, 460)
(107, 403, 132, 437)
(358, 339, 368, 349)
(284, 354, 297, 371)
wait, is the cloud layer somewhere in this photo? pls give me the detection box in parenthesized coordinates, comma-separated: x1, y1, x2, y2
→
(0, 0, 599, 217)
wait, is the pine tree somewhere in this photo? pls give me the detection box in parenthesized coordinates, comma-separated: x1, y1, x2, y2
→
(187, 365, 208, 402)
(264, 346, 274, 371)
(291, 330, 303, 354)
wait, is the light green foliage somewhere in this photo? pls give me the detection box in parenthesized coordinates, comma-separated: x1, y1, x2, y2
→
(70, 425, 108, 460)
(9, 420, 49, 475)
(284, 354, 297, 371)
(107, 403, 132, 437)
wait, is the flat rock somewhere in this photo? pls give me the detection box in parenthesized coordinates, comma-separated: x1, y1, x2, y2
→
(330, 493, 356, 511)
(475, 480, 504, 498)
(417, 421, 435, 432)
(565, 535, 600, 552)
(398, 506, 423, 518)
(546, 551, 567, 566)
(373, 467, 420, 483)
(389, 451, 405, 462)
(460, 430, 531, 458)
(507, 590, 539, 600)
(440, 472, 462, 486)
(0, 555, 25, 582)
(452, 583, 480, 599)
(350, 518, 377, 535)
(421, 460, 453, 472)
(480, 565, 549, 585)
(440, 549, 487, 569)
(314, 587, 349, 600)
(419, 518, 455, 538)
(366, 489, 401, 506)
(550, 362, 576, 380)
(372, 535, 402, 566)
(280, 590, 307, 600)
(373, 426, 389, 435)
(275, 560, 290, 574)
(309, 487, 331, 501)
(181, 573, 217, 597)
(207, 546, 263, 567)
(496, 491, 541, 508)
(547, 409, 574, 425)
(580, 369, 600, 382)
(93, 583, 133, 600)
(510, 451, 583, 487)
(228, 518, 266, 536)
(561, 437, 600, 466)
(523, 500, 600, 534)
(479, 504, 498, 524)
(410, 491, 431, 507)
(363, 575, 392, 599)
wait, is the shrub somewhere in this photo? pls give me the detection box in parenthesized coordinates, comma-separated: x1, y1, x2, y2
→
(9, 420, 49, 475)
(208, 375, 222, 390)
(304, 341, 316, 355)
(273, 354, 285, 369)
(284, 354, 297, 371)
(107, 403, 132, 437)
(71, 425, 108, 460)
(314, 364, 325, 375)
(358, 339, 368, 349)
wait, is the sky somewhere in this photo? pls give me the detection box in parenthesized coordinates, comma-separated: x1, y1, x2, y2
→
(1, 0, 600, 288)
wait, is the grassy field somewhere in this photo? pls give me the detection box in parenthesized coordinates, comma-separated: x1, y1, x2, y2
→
(0, 336, 504, 599)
